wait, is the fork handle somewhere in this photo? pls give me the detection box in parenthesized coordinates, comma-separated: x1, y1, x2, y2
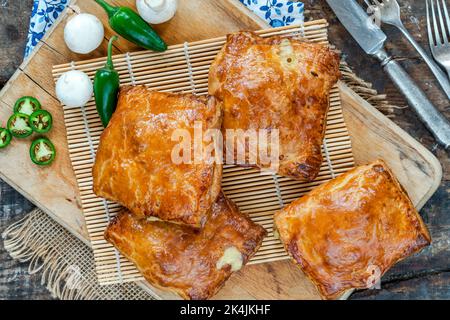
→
(398, 25, 450, 100)
(375, 50, 450, 149)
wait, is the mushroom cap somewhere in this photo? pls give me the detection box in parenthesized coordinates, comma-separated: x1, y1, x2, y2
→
(64, 13, 104, 54)
(56, 70, 93, 108)
(136, 0, 179, 24)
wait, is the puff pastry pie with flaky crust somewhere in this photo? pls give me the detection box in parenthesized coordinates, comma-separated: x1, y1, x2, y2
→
(209, 31, 341, 181)
(93, 86, 223, 227)
(105, 192, 267, 300)
(274, 160, 431, 299)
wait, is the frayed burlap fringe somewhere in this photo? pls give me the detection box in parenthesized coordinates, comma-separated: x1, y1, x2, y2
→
(2, 209, 153, 300)
(340, 61, 403, 116)
(1, 66, 396, 300)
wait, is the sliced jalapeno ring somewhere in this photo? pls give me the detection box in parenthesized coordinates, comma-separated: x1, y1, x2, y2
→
(0, 128, 12, 149)
(14, 96, 41, 116)
(30, 110, 53, 133)
(7, 113, 33, 138)
(30, 137, 56, 166)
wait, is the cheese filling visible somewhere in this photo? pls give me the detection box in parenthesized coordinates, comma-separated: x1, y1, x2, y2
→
(279, 39, 297, 70)
(273, 227, 280, 240)
(216, 246, 243, 272)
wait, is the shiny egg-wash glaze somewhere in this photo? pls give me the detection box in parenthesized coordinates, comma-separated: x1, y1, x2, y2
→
(105, 192, 267, 300)
(209, 32, 341, 181)
(93, 86, 223, 228)
(274, 160, 431, 299)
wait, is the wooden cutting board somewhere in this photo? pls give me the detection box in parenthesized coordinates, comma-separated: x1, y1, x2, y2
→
(0, 0, 442, 300)
(145, 82, 443, 300)
(0, 0, 267, 244)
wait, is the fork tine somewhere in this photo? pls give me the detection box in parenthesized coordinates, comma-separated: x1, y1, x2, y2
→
(437, 0, 449, 43)
(431, 0, 443, 44)
(363, 0, 379, 20)
(441, 0, 450, 39)
(363, 0, 373, 8)
(427, 0, 435, 46)
(364, 0, 378, 9)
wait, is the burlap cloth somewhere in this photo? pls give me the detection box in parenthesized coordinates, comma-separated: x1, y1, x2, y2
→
(1, 62, 397, 300)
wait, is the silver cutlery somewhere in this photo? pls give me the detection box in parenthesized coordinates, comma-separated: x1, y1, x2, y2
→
(427, 0, 450, 78)
(366, 0, 450, 100)
(326, 0, 450, 149)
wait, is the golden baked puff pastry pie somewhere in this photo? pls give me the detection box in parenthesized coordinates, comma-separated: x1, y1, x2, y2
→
(93, 86, 222, 227)
(209, 31, 341, 181)
(274, 160, 431, 299)
(105, 192, 267, 300)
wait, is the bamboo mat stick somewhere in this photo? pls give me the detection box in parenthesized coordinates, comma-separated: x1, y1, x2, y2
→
(52, 22, 355, 286)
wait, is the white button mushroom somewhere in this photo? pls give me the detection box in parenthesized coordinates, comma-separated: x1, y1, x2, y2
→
(136, 0, 178, 24)
(55, 70, 93, 108)
(64, 13, 104, 54)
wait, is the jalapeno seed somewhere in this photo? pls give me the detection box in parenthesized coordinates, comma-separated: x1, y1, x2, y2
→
(14, 96, 41, 116)
(30, 110, 53, 133)
(30, 137, 56, 166)
(7, 113, 33, 138)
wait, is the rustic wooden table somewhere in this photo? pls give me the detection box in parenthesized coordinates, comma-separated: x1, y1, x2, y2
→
(0, 0, 449, 300)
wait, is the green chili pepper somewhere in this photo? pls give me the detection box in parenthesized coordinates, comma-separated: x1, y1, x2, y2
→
(94, 36, 120, 127)
(7, 113, 33, 138)
(95, 0, 167, 52)
(0, 128, 12, 149)
(30, 137, 56, 166)
(14, 96, 41, 115)
(30, 110, 53, 133)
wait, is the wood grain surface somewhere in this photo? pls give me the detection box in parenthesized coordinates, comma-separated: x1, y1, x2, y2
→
(0, 0, 270, 246)
(1, 0, 449, 300)
(0, 0, 54, 300)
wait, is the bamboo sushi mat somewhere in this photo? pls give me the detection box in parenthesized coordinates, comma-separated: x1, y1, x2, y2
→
(52, 20, 355, 286)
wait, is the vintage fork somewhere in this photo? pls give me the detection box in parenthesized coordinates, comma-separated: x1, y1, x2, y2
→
(366, 0, 450, 100)
(427, 0, 450, 78)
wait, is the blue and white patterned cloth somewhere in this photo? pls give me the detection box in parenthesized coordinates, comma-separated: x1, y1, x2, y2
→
(240, 0, 304, 27)
(25, 0, 304, 58)
(25, 0, 68, 57)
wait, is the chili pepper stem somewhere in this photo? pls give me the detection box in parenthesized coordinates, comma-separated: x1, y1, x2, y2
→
(105, 36, 118, 70)
(94, 0, 119, 18)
